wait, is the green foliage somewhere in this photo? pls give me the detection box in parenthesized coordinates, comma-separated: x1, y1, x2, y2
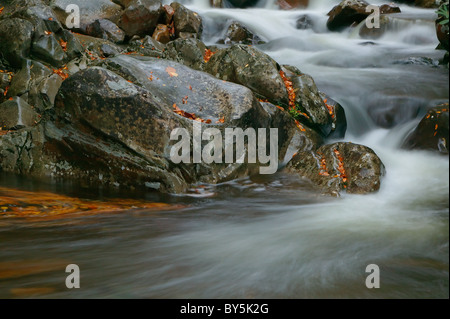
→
(289, 107, 301, 120)
(437, 1, 449, 25)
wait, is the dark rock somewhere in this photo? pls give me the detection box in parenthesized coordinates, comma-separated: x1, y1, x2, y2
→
(0, 73, 11, 92)
(205, 47, 333, 137)
(162, 4, 175, 24)
(277, 0, 309, 10)
(367, 96, 428, 129)
(7, 60, 52, 99)
(31, 33, 66, 67)
(129, 35, 165, 58)
(18, 3, 63, 34)
(210, 0, 224, 7)
(29, 74, 63, 111)
(319, 93, 347, 139)
(72, 32, 123, 60)
(54, 66, 187, 162)
(152, 24, 171, 44)
(163, 38, 207, 71)
(112, 0, 134, 7)
(280, 65, 333, 137)
(327, 0, 370, 31)
(0, 126, 45, 174)
(101, 55, 269, 130)
(0, 97, 39, 130)
(100, 44, 120, 57)
(259, 102, 324, 165)
(392, 56, 439, 66)
(296, 15, 315, 30)
(0, 18, 34, 68)
(50, 59, 282, 189)
(403, 103, 449, 154)
(286, 142, 385, 195)
(221, 21, 265, 45)
(359, 15, 391, 39)
(436, 22, 449, 51)
(86, 19, 126, 44)
(379, 4, 401, 14)
(414, 0, 442, 8)
(225, 0, 259, 8)
(51, 0, 123, 33)
(118, 0, 163, 37)
(436, 2, 449, 51)
(171, 2, 203, 39)
(205, 44, 287, 106)
(289, 72, 333, 137)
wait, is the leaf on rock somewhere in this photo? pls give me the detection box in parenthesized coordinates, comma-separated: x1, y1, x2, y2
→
(166, 66, 178, 77)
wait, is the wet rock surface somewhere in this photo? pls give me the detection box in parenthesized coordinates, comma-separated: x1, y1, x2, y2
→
(286, 142, 386, 195)
(403, 103, 449, 155)
(0, 0, 390, 195)
(220, 21, 265, 45)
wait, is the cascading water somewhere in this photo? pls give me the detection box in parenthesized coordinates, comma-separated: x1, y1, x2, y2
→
(0, 1, 448, 298)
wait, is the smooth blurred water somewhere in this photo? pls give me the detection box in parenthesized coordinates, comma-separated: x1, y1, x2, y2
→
(0, 1, 448, 298)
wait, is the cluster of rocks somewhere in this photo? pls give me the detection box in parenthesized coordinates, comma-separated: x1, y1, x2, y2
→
(3, 0, 445, 196)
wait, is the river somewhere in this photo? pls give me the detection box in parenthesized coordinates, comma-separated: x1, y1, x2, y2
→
(0, 0, 448, 298)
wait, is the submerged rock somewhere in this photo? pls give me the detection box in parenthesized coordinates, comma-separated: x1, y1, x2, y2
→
(403, 103, 449, 155)
(296, 15, 315, 30)
(286, 142, 386, 195)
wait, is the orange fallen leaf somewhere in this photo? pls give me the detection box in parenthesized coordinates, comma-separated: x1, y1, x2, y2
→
(324, 99, 335, 119)
(333, 149, 347, 187)
(204, 49, 216, 63)
(44, 31, 52, 35)
(280, 70, 296, 110)
(166, 66, 178, 77)
(59, 38, 67, 52)
(0, 7, 4, 14)
(52, 66, 69, 80)
(295, 120, 306, 132)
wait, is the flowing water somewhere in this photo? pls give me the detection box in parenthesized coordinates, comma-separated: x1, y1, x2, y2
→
(0, 0, 448, 298)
